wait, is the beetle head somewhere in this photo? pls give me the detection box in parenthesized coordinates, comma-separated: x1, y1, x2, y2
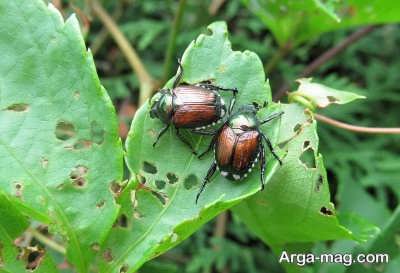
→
(149, 89, 173, 123)
(229, 104, 260, 130)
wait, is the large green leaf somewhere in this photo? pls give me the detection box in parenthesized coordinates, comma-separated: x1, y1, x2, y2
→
(0, 192, 58, 273)
(232, 103, 354, 248)
(243, 0, 400, 46)
(103, 21, 282, 272)
(0, 1, 123, 272)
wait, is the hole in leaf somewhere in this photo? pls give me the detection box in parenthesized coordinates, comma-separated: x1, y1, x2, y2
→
(91, 242, 100, 252)
(17, 246, 44, 270)
(110, 181, 125, 197)
(151, 191, 168, 205)
(299, 148, 316, 168)
(114, 214, 128, 228)
(327, 96, 338, 103)
(103, 248, 113, 262)
(96, 199, 105, 208)
(26, 248, 44, 270)
(6, 103, 29, 112)
(366, 186, 378, 200)
(55, 121, 75, 140)
(184, 174, 198, 190)
(74, 91, 80, 99)
(320, 206, 334, 216)
(315, 175, 323, 192)
(91, 121, 105, 144)
(155, 180, 166, 189)
(70, 165, 88, 188)
(167, 173, 178, 184)
(293, 123, 302, 133)
(74, 178, 86, 187)
(384, 186, 398, 210)
(138, 175, 146, 184)
(303, 140, 310, 149)
(142, 161, 157, 174)
(14, 182, 23, 198)
(120, 264, 129, 273)
(73, 139, 93, 149)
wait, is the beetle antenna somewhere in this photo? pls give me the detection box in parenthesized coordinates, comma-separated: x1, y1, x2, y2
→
(260, 111, 284, 124)
(172, 58, 184, 89)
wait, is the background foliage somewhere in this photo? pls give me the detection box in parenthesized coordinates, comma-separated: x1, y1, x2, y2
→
(1, 0, 399, 272)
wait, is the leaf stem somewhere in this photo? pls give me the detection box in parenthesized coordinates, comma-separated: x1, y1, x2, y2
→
(213, 211, 228, 238)
(213, 212, 229, 273)
(28, 228, 66, 254)
(273, 26, 375, 101)
(90, 1, 124, 55)
(162, 0, 187, 83)
(89, 0, 155, 105)
(208, 0, 226, 15)
(315, 113, 400, 134)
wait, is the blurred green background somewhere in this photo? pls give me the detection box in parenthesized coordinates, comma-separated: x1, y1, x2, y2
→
(51, 0, 400, 272)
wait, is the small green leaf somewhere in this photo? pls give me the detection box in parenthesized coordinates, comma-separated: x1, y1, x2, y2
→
(103, 21, 281, 272)
(289, 78, 366, 110)
(338, 212, 380, 243)
(233, 103, 355, 246)
(0, 1, 123, 272)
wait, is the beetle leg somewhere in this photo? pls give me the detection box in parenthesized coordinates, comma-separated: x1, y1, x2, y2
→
(153, 124, 170, 147)
(228, 91, 237, 115)
(196, 162, 217, 204)
(191, 129, 217, 135)
(176, 128, 197, 155)
(261, 133, 282, 165)
(259, 141, 266, 190)
(260, 111, 284, 125)
(197, 131, 218, 159)
(172, 58, 184, 89)
(198, 82, 238, 95)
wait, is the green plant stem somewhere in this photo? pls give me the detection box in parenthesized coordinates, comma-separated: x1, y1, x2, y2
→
(162, 0, 187, 84)
(90, 1, 124, 55)
(89, 0, 154, 105)
(29, 228, 66, 254)
(315, 113, 400, 134)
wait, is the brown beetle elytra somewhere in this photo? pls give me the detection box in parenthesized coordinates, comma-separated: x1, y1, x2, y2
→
(196, 103, 284, 203)
(149, 60, 238, 154)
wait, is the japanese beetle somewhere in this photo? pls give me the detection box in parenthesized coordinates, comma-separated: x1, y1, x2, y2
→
(150, 60, 238, 154)
(195, 103, 284, 203)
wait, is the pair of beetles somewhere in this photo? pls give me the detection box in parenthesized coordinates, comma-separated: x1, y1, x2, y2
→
(149, 60, 283, 203)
